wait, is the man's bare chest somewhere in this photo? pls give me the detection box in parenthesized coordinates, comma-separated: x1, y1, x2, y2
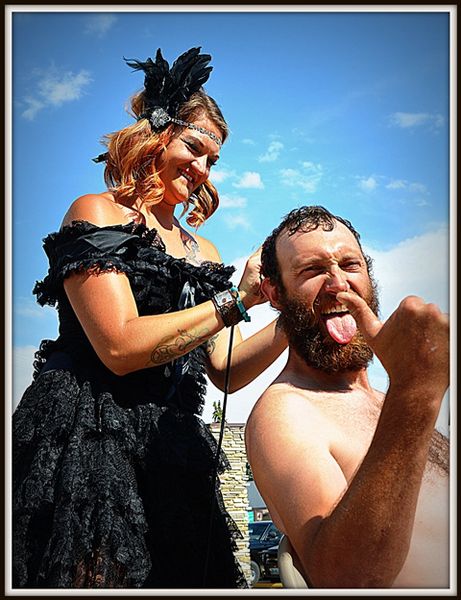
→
(307, 391, 383, 481)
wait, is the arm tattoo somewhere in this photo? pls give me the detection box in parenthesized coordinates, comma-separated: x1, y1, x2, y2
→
(205, 334, 219, 356)
(147, 327, 211, 366)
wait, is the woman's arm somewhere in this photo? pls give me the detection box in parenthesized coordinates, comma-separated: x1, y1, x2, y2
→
(64, 268, 230, 376)
(65, 268, 285, 382)
(204, 314, 286, 392)
(61, 195, 283, 382)
(197, 236, 288, 392)
(60, 195, 229, 376)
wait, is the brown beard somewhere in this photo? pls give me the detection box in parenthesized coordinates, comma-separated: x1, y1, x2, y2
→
(278, 278, 380, 373)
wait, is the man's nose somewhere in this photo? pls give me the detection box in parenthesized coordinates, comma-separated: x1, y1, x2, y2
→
(323, 270, 350, 293)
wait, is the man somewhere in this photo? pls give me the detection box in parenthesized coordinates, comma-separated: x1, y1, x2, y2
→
(245, 206, 449, 588)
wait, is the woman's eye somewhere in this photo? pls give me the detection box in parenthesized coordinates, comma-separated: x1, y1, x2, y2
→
(183, 139, 217, 169)
(186, 141, 198, 153)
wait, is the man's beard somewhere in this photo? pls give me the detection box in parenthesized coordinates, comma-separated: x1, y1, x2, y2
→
(278, 278, 380, 373)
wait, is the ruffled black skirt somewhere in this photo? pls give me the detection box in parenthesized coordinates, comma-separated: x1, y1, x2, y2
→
(13, 368, 248, 589)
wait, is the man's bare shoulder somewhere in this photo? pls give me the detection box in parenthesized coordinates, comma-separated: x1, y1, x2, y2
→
(249, 381, 310, 420)
(246, 380, 330, 453)
(245, 378, 350, 539)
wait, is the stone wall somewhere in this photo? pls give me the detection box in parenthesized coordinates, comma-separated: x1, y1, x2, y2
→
(209, 422, 251, 583)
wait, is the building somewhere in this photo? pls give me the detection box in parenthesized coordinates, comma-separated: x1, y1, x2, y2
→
(208, 422, 252, 582)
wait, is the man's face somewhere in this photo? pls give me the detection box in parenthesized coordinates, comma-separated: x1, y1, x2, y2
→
(273, 222, 379, 373)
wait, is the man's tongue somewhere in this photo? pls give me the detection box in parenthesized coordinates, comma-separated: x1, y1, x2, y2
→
(325, 313, 357, 344)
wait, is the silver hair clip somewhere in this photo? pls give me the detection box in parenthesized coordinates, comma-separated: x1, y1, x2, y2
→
(146, 107, 222, 147)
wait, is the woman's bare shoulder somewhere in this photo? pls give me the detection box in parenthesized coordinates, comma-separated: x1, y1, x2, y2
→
(194, 232, 222, 263)
(61, 192, 129, 228)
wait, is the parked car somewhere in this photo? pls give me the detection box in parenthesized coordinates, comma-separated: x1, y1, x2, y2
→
(248, 520, 282, 584)
(261, 544, 280, 582)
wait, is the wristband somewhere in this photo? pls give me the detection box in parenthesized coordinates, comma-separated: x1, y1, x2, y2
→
(230, 286, 251, 322)
(212, 289, 243, 327)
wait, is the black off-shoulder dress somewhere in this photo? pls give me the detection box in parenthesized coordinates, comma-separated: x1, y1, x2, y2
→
(12, 221, 248, 589)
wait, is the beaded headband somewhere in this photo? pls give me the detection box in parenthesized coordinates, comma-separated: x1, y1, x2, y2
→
(141, 107, 222, 148)
(92, 47, 222, 163)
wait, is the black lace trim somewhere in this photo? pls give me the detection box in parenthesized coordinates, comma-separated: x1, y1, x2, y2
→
(33, 220, 235, 307)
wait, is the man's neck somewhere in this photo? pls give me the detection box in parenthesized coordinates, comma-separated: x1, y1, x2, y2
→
(284, 348, 374, 393)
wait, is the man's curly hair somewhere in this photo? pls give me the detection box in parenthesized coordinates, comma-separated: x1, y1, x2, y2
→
(261, 205, 374, 290)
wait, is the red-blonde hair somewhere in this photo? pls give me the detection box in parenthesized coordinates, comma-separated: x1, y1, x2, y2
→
(100, 89, 228, 228)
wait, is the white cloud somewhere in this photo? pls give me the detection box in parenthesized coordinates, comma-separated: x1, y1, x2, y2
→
(242, 138, 256, 145)
(366, 226, 450, 435)
(233, 171, 264, 189)
(223, 214, 251, 230)
(408, 182, 428, 194)
(219, 194, 247, 209)
(22, 97, 45, 121)
(386, 179, 406, 190)
(385, 179, 429, 204)
(203, 227, 451, 436)
(389, 111, 445, 130)
(43, 71, 91, 105)
(209, 168, 233, 184)
(280, 168, 297, 180)
(84, 14, 117, 37)
(291, 127, 316, 144)
(21, 67, 92, 120)
(385, 178, 427, 194)
(358, 176, 378, 192)
(365, 226, 449, 319)
(280, 161, 323, 193)
(258, 141, 284, 163)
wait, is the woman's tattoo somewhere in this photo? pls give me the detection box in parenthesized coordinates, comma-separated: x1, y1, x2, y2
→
(184, 237, 201, 266)
(148, 328, 211, 366)
(177, 220, 202, 266)
(205, 334, 219, 356)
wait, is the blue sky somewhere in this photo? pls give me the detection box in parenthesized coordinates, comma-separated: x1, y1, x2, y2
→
(8, 7, 454, 430)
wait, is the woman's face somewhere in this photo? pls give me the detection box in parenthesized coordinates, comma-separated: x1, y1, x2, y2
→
(160, 114, 222, 206)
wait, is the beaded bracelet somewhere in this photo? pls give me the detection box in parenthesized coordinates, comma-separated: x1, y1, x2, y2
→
(230, 286, 251, 322)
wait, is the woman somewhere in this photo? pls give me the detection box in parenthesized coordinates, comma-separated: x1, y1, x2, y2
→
(12, 47, 286, 589)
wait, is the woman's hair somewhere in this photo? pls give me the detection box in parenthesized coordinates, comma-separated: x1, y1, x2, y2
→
(101, 88, 229, 228)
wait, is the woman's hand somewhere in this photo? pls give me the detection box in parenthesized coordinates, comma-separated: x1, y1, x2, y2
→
(238, 247, 267, 308)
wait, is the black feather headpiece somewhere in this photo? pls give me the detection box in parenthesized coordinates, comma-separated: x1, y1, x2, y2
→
(125, 47, 212, 119)
(92, 47, 222, 163)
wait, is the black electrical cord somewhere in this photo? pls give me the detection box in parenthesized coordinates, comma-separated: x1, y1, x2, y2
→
(202, 324, 235, 587)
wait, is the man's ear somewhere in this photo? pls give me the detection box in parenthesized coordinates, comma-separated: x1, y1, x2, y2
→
(261, 277, 283, 310)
